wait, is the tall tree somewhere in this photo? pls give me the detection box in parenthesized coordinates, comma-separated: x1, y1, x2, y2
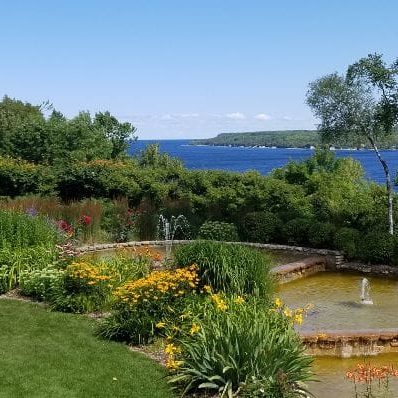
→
(307, 53, 398, 234)
(94, 111, 136, 159)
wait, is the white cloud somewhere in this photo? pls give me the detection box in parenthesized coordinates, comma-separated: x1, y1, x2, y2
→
(160, 114, 174, 120)
(179, 113, 199, 118)
(226, 112, 246, 120)
(282, 115, 293, 121)
(255, 113, 271, 121)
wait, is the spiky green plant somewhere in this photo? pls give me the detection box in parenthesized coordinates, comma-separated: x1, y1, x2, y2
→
(173, 241, 274, 299)
(169, 298, 313, 398)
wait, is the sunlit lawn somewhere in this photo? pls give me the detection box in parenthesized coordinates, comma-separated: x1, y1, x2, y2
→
(0, 299, 174, 398)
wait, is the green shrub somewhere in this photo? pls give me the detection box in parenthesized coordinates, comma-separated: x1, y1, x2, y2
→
(19, 264, 64, 301)
(51, 251, 152, 313)
(307, 221, 336, 248)
(0, 157, 55, 197)
(56, 159, 142, 201)
(334, 227, 361, 260)
(198, 221, 239, 242)
(173, 241, 274, 299)
(169, 297, 313, 397)
(359, 231, 395, 264)
(0, 245, 59, 293)
(282, 218, 312, 246)
(240, 211, 281, 243)
(0, 210, 61, 248)
(98, 265, 200, 343)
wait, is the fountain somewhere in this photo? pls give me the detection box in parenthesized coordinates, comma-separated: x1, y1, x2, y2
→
(360, 277, 373, 305)
(158, 215, 190, 258)
(278, 270, 398, 397)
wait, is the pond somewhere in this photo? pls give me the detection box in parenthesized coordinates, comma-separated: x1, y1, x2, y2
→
(309, 354, 398, 398)
(278, 272, 398, 331)
(279, 271, 398, 397)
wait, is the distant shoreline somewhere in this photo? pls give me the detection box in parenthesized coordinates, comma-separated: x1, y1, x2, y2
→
(190, 130, 398, 151)
(188, 143, 398, 151)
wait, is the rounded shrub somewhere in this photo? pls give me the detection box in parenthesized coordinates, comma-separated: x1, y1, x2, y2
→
(198, 221, 239, 242)
(173, 241, 274, 299)
(334, 227, 361, 260)
(282, 218, 312, 246)
(240, 211, 281, 243)
(359, 231, 394, 264)
(307, 221, 336, 248)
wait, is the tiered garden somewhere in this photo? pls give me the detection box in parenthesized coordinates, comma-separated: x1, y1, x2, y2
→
(0, 208, 314, 397)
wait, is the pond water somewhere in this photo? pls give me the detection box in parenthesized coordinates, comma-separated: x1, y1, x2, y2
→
(278, 272, 398, 331)
(279, 272, 398, 397)
(309, 354, 398, 398)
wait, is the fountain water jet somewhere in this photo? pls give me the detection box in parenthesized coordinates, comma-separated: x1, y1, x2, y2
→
(360, 277, 373, 305)
(158, 215, 190, 258)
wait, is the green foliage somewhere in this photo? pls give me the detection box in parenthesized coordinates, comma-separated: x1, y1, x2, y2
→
(0, 96, 136, 164)
(136, 144, 184, 169)
(55, 159, 142, 201)
(307, 54, 398, 235)
(334, 227, 361, 260)
(240, 211, 281, 243)
(198, 221, 239, 242)
(169, 298, 313, 397)
(0, 245, 59, 293)
(359, 231, 395, 264)
(173, 241, 274, 298)
(0, 210, 60, 248)
(98, 265, 199, 344)
(282, 218, 312, 246)
(307, 221, 336, 248)
(19, 264, 64, 301)
(51, 252, 151, 313)
(0, 157, 55, 197)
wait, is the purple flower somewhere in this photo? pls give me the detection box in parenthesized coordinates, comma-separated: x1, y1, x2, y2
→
(26, 206, 38, 217)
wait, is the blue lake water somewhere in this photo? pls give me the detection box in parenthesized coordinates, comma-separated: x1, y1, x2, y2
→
(129, 139, 398, 186)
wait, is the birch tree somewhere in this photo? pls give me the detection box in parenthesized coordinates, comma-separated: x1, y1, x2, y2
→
(307, 54, 398, 234)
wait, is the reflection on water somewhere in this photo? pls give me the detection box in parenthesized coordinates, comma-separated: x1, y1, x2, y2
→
(278, 272, 398, 331)
(309, 354, 398, 398)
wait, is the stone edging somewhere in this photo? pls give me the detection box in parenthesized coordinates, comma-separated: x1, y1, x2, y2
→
(337, 262, 398, 277)
(76, 239, 342, 256)
(272, 257, 326, 283)
(301, 328, 398, 358)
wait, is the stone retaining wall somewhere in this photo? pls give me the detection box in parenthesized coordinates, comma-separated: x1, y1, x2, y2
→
(272, 257, 326, 283)
(337, 262, 398, 277)
(301, 329, 398, 358)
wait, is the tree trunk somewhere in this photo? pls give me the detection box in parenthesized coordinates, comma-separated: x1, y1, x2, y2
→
(368, 135, 394, 235)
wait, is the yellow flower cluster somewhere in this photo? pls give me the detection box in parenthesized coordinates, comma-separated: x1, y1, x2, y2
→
(132, 246, 163, 262)
(211, 294, 228, 311)
(67, 261, 111, 286)
(164, 343, 183, 370)
(273, 297, 312, 326)
(189, 323, 201, 335)
(114, 264, 200, 306)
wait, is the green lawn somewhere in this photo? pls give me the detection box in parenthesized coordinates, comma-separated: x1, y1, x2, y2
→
(0, 298, 174, 398)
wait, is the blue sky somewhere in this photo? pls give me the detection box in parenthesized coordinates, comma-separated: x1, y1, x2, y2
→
(1, 0, 397, 139)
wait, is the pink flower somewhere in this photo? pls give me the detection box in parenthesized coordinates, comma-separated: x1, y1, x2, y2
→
(57, 220, 74, 235)
(80, 215, 92, 226)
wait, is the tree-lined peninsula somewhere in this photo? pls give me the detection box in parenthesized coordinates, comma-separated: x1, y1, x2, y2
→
(192, 129, 398, 149)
